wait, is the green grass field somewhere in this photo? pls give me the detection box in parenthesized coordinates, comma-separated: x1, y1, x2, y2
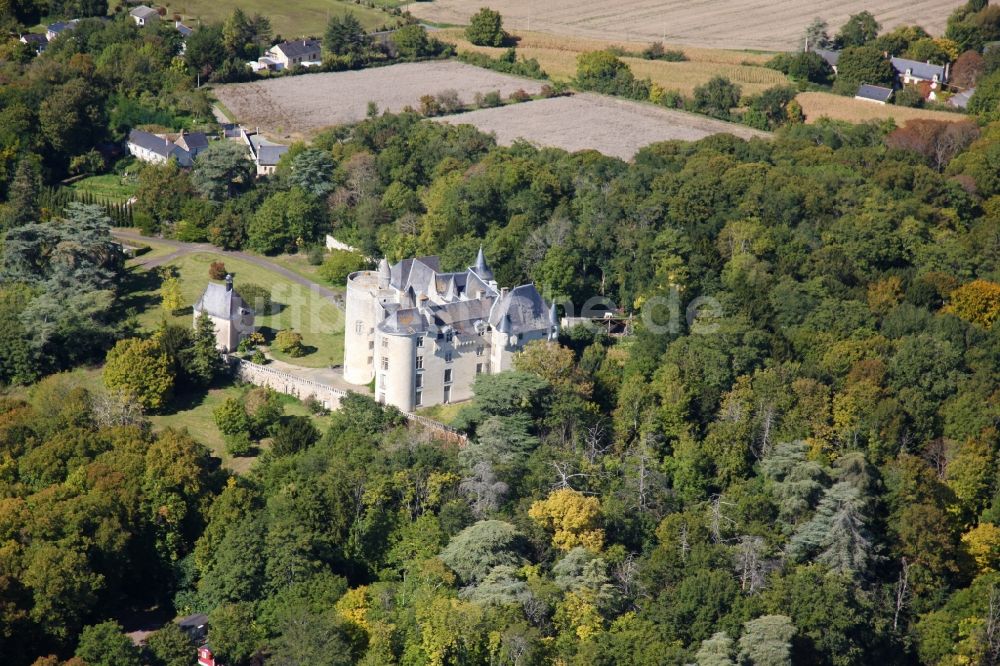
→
(167, 0, 401, 40)
(68, 174, 138, 204)
(130, 250, 345, 367)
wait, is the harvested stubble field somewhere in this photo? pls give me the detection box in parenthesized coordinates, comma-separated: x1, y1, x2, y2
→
(796, 92, 970, 125)
(212, 61, 546, 139)
(441, 30, 787, 97)
(410, 0, 959, 51)
(435, 93, 769, 160)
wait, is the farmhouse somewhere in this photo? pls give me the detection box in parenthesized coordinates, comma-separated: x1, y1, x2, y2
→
(262, 39, 322, 70)
(130, 5, 159, 26)
(193, 276, 255, 352)
(127, 129, 209, 167)
(344, 249, 558, 412)
(855, 84, 894, 104)
(890, 57, 947, 88)
(813, 48, 840, 74)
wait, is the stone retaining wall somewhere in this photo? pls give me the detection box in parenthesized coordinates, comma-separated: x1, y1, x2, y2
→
(225, 356, 468, 446)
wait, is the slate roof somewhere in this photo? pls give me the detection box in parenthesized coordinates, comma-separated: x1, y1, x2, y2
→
(488, 284, 550, 333)
(130, 5, 158, 19)
(175, 21, 193, 37)
(175, 131, 208, 152)
(813, 48, 840, 68)
(193, 282, 252, 320)
(855, 84, 894, 103)
(20, 33, 48, 45)
(47, 20, 79, 35)
(128, 129, 176, 157)
(890, 57, 946, 82)
(272, 39, 321, 59)
(247, 134, 289, 166)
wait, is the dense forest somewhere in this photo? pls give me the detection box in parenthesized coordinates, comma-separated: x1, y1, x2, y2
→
(2, 104, 1000, 665)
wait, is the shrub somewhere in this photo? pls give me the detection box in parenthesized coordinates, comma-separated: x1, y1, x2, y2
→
(480, 91, 503, 108)
(643, 41, 687, 61)
(209, 261, 227, 280)
(436, 89, 464, 113)
(307, 245, 325, 265)
(420, 94, 442, 116)
(318, 249, 368, 285)
(575, 50, 650, 100)
(251, 350, 267, 364)
(466, 7, 506, 47)
(274, 329, 305, 357)
(270, 416, 321, 456)
(214, 396, 250, 436)
(225, 432, 253, 456)
(893, 86, 925, 108)
(692, 76, 742, 119)
(509, 89, 531, 103)
(235, 282, 271, 314)
(304, 395, 330, 415)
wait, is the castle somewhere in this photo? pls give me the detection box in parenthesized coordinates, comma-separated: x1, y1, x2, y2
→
(193, 275, 255, 352)
(344, 249, 557, 412)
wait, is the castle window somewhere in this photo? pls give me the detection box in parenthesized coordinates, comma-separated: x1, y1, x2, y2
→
(382, 338, 388, 348)
(415, 374, 423, 388)
(369, 341, 374, 350)
(381, 357, 389, 370)
(444, 369, 452, 383)
(355, 320, 363, 334)
(476, 347, 484, 356)
(445, 352, 453, 363)
(444, 386, 451, 404)
(476, 363, 483, 374)
(415, 391, 422, 406)
(445, 331, 454, 343)
(416, 355, 423, 369)
(416, 337, 424, 348)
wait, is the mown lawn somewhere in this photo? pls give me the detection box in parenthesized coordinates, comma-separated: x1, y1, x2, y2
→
(130, 250, 345, 367)
(68, 174, 138, 204)
(34, 366, 328, 475)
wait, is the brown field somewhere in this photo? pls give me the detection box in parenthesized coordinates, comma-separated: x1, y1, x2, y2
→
(411, 0, 961, 51)
(441, 29, 787, 96)
(797, 92, 969, 125)
(435, 93, 770, 160)
(212, 61, 546, 139)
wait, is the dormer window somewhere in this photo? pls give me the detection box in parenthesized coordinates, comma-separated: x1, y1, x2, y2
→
(445, 331, 454, 343)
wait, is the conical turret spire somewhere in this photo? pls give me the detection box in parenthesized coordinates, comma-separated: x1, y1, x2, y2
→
(472, 245, 494, 281)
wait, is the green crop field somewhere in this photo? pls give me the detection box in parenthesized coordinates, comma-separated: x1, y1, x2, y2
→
(128, 250, 345, 368)
(167, 0, 401, 40)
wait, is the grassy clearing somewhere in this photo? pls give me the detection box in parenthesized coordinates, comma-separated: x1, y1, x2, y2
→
(68, 174, 138, 204)
(796, 92, 969, 125)
(128, 250, 345, 367)
(438, 29, 786, 97)
(416, 401, 465, 426)
(169, 0, 400, 40)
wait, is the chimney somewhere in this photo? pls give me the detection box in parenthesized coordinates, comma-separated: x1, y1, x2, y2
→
(225, 274, 233, 291)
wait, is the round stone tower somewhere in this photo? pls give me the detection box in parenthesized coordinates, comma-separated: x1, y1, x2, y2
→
(343, 270, 378, 385)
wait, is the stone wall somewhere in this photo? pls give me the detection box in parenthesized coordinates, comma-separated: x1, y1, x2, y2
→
(227, 356, 347, 411)
(226, 356, 468, 446)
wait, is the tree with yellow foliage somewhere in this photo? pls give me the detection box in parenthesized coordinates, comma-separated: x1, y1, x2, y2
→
(159, 275, 183, 314)
(962, 523, 1000, 575)
(528, 488, 604, 552)
(944, 278, 1000, 329)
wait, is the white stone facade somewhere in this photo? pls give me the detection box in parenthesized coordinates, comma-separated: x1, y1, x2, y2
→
(344, 251, 557, 412)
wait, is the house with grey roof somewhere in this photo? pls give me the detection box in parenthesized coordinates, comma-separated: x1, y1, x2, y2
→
(130, 5, 159, 26)
(46, 19, 79, 41)
(193, 275, 255, 352)
(344, 248, 557, 411)
(855, 84, 894, 105)
(264, 39, 322, 70)
(949, 88, 975, 109)
(241, 128, 289, 175)
(19, 33, 48, 53)
(890, 57, 947, 89)
(812, 48, 840, 73)
(127, 129, 209, 167)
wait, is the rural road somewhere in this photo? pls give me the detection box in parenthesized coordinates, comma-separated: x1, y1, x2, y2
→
(112, 230, 344, 308)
